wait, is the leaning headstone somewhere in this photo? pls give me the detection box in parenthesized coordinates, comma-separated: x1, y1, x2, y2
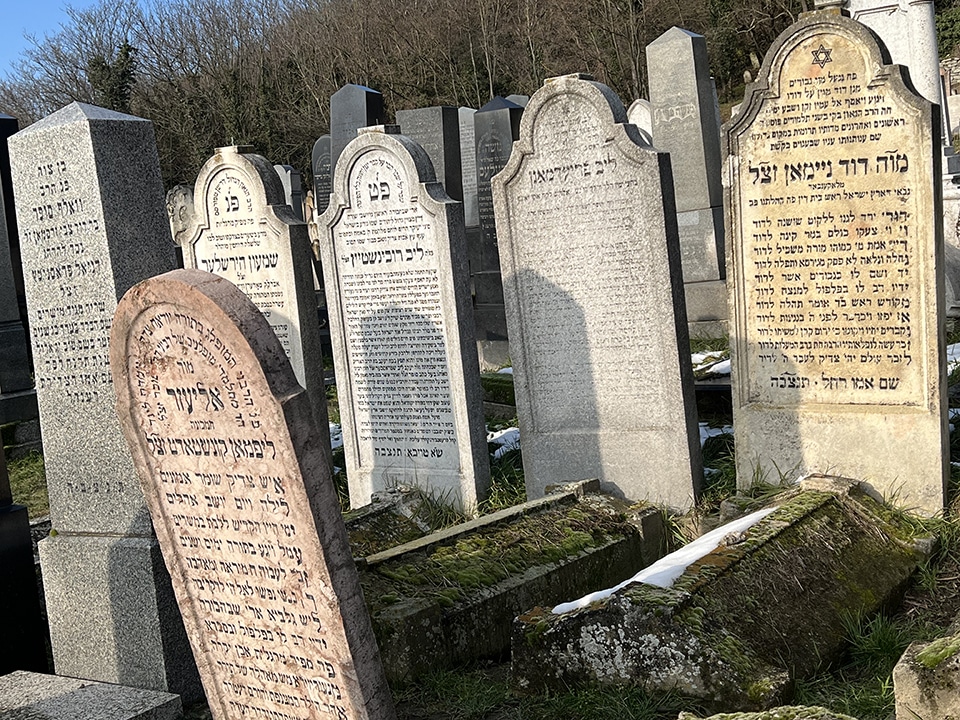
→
(492, 74, 703, 508)
(311, 135, 332, 214)
(0, 445, 47, 673)
(110, 269, 396, 720)
(8, 102, 199, 696)
(396, 105, 464, 202)
(725, 9, 946, 514)
(330, 84, 383, 176)
(647, 27, 727, 336)
(179, 146, 330, 463)
(0, 113, 35, 425)
(474, 96, 523, 369)
(273, 163, 305, 221)
(316, 126, 490, 511)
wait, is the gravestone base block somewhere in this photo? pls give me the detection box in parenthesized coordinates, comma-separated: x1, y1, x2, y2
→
(38, 534, 201, 701)
(684, 279, 728, 339)
(0, 504, 48, 673)
(676, 206, 724, 284)
(0, 670, 182, 720)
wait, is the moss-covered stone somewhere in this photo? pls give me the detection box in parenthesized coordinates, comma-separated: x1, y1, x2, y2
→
(894, 636, 960, 719)
(480, 372, 515, 406)
(512, 479, 930, 712)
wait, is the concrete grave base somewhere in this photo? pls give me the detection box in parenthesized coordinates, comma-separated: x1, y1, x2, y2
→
(893, 633, 960, 720)
(512, 478, 929, 711)
(0, 670, 181, 720)
(39, 534, 200, 701)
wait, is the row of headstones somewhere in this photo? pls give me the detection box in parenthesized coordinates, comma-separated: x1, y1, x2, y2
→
(0, 3, 950, 716)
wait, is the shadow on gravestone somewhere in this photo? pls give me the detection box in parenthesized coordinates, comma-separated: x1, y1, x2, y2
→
(724, 8, 947, 514)
(110, 269, 397, 720)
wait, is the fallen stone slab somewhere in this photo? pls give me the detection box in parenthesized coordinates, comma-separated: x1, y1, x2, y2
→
(0, 670, 181, 720)
(678, 707, 859, 720)
(512, 476, 930, 711)
(893, 631, 960, 719)
(358, 479, 667, 683)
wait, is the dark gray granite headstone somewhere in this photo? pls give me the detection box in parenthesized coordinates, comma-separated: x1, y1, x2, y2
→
(8, 102, 200, 698)
(311, 134, 332, 215)
(0, 445, 48, 673)
(330, 85, 383, 176)
(473, 97, 523, 369)
(396, 105, 463, 203)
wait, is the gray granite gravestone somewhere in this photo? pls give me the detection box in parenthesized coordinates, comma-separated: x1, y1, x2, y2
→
(316, 126, 490, 511)
(724, 8, 947, 514)
(7, 102, 199, 697)
(647, 27, 728, 336)
(179, 146, 330, 468)
(0, 445, 47, 673)
(474, 97, 523, 369)
(274, 164, 305, 221)
(396, 106, 464, 203)
(492, 74, 703, 509)
(458, 108, 479, 229)
(330, 85, 383, 177)
(0, 113, 36, 426)
(311, 135, 332, 215)
(111, 269, 397, 720)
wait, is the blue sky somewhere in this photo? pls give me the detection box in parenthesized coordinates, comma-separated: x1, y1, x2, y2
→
(0, 0, 101, 77)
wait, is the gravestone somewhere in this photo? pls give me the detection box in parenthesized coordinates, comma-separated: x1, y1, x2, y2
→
(316, 126, 490, 511)
(491, 74, 703, 508)
(8, 102, 199, 696)
(110, 269, 396, 720)
(396, 106, 463, 203)
(179, 146, 330, 465)
(647, 27, 728, 336)
(0, 113, 36, 425)
(724, 9, 947, 514)
(0, 445, 47, 673)
(311, 135, 332, 215)
(458, 107, 479, 228)
(274, 164, 305, 221)
(626, 99, 653, 144)
(474, 97, 523, 369)
(330, 85, 383, 177)
(506, 94, 530, 108)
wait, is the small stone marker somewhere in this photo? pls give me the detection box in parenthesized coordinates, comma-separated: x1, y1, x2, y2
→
(396, 106, 463, 203)
(725, 9, 947, 513)
(311, 135, 332, 215)
(8, 102, 199, 695)
(179, 146, 330, 458)
(474, 97, 523, 369)
(491, 74, 703, 508)
(647, 26, 728, 335)
(110, 269, 397, 720)
(316, 126, 490, 511)
(330, 85, 383, 176)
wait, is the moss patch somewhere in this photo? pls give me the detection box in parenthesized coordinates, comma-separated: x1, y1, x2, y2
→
(480, 373, 515, 406)
(915, 632, 960, 669)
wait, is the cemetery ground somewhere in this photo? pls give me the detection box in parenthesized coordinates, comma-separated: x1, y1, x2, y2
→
(8, 336, 960, 720)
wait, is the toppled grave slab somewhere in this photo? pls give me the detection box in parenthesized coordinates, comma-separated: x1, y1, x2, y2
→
(893, 628, 960, 719)
(512, 477, 931, 711)
(678, 707, 858, 720)
(357, 479, 666, 683)
(345, 487, 434, 557)
(0, 670, 181, 720)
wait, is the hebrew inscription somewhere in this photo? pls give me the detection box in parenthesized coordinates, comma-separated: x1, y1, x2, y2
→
(737, 31, 931, 406)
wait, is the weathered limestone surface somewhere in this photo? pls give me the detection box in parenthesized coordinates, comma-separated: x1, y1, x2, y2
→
(492, 73, 703, 508)
(512, 478, 929, 711)
(110, 269, 396, 720)
(724, 10, 947, 514)
(893, 632, 960, 720)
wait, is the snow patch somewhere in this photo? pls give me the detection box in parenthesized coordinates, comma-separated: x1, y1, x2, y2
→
(487, 426, 520, 460)
(329, 423, 343, 450)
(551, 506, 779, 615)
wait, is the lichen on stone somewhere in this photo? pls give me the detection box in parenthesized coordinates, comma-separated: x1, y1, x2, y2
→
(915, 632, 960, 669)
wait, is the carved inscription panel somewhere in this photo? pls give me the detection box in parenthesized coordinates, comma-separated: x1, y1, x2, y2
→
(333, 149, 460, 476)
(196, 167, 305, 381)
(503, 94, 671, 431)
(736, 32, 932, 406)
(119, 299, 364, 720)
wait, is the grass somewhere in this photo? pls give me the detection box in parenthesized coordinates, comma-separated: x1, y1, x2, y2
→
(6, 450, 48, 518)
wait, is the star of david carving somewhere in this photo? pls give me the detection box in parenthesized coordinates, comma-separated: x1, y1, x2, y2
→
(811, 44, 833, 69)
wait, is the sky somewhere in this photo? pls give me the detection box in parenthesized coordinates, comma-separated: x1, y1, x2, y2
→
(0, 0, 101, 78)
